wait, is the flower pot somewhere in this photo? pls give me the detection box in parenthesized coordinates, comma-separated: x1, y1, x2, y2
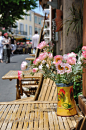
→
(56, 83, 77, 116)
(55, 9, 63, 32)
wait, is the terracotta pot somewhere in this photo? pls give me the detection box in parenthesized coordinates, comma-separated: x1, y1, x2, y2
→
(55, 9, 63, 32)
(56, 83, 77, 116)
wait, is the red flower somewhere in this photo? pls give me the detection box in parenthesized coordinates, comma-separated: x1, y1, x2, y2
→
(59, 89, 65, 95)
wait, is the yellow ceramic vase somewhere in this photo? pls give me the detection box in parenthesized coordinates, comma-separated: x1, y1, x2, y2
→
(56, 83, 77, 116)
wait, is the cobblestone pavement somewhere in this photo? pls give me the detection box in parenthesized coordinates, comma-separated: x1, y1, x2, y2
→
(0, 54, 31, 102)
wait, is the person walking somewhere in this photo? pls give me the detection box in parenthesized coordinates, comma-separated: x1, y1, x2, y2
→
(11, 36, 15, 55)
(0, 31, 4, 63)
(3, 33, 11, 63)
(32, 31, 39, 53)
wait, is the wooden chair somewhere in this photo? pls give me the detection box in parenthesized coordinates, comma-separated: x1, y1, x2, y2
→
(12, 76, 86, 130)
(17, 73, 43, 99)
(14, 77, 57, 102)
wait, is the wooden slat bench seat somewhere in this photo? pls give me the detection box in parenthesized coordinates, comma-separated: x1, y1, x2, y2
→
(0, 102, 81, 130)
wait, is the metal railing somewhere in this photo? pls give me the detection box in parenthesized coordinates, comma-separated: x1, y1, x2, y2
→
(12, 29, 27, 35)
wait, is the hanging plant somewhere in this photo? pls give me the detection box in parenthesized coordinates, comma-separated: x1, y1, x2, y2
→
(66, 3, 83, 36)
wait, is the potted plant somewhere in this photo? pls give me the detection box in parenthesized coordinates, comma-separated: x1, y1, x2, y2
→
(19, 41, 86, 116)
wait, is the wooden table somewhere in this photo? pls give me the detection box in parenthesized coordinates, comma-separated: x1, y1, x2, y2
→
(2, 70, 42, 99)
(0, 101, 80, 130)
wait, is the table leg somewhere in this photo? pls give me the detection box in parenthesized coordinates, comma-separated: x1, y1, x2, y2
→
(16, 85, 20, 100)
(16, 79, 21, 100)
(19, 80, 23, 96)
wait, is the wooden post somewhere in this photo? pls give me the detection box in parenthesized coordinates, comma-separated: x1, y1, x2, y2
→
(83, 0, 86, 97)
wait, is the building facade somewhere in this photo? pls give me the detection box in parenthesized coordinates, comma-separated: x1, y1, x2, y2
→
(11, 10, 44, 40)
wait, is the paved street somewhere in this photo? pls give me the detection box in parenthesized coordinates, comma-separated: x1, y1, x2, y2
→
(0, 54, 31, 102)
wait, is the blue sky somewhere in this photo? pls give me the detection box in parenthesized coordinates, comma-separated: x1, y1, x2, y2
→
(32, 1, 44, 16)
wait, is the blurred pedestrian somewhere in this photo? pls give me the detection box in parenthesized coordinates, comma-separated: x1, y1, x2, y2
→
(11, 36, 15, 55)
(32, 31, 39, 53)
(0, 31, 4, 63)
(3, 33, 11, 63)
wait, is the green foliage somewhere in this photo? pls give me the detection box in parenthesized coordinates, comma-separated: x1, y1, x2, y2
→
(66, 3, 83, 36)
(73, 81, 82, 104)
(71, 47, 83, 104)
(71, 43, 82, 53)
(0, 0, 38, 29)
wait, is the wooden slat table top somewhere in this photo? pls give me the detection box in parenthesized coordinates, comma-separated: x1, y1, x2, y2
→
(0, 102, 80, 130)
(29, 54, 35, 57)
(2, 70, 42, 80)
(25, 57, 35, 61)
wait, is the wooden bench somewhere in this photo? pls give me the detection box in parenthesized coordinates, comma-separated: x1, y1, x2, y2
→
(0, 77, 84, 130)
(0, 101, 81, 130)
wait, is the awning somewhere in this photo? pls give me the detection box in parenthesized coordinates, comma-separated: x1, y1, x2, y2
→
(39, 0, 59, 9)
(26, 38, 32, 41)
(14, 37, 26, 41)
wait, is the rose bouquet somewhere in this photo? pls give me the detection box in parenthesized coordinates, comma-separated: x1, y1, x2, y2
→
(20, 41, 86, 85)
(29, 42, 86, 85)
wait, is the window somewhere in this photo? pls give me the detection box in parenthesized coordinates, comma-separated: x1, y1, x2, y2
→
(35, 16, 37, 24)
(29, 26, 32, 36)
(29, 12, 31, 21)
(35, 27, 37, 31)
(40, 18, 41, 25)
(38, 17, 40, 24)
(20, 23, 24, 35)
(25, 24, 28, 35)
(25, 15, 27, 20)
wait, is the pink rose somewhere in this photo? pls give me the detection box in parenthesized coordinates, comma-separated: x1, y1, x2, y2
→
(18, 71, 24, 80)
(56, 62, 65, 74)
(82, 46, 86, 51)
(33, 68, 38, 73)
(82, 51, 86, 59)
(33, 58, 41, 65)
(67, 57, 76, 65)
(2, 27, 5, 30)
(39, 52, 48, 60)
(37, 41, 47, 49)
(53, 60, 62, 65)
(21, 61, 28, 70)
(54, 55, 63, 63)
(64, 63, 72, 74)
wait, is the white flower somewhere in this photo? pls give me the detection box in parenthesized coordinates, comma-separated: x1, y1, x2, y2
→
(39, 64, 43, 70)
(46, 64, 49, 68)
(42, 60, 46, 64)
(68, 52, 77, 58)
(21, 61, 28, 70)
(63, 54, 68, 60)
(77, 61, 82, 64)
(80, 55, 84, 61)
